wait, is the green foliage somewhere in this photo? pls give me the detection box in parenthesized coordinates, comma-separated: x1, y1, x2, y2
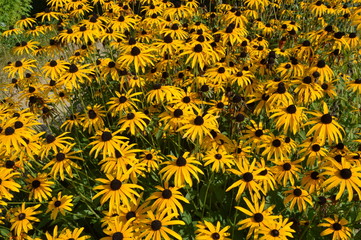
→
(0, 0, 32, 31)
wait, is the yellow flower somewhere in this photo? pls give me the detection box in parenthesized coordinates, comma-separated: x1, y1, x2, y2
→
(92, 171, 144, 211)
(139, 210, 185, 240)
(10, 203, 41, 237)
(318, 215, 352, 240)
(46, 192, 73, 220)
(160, 152, 204, 187)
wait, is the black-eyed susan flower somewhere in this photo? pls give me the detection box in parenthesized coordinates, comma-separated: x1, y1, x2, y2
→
(60, 113, 82, 132)
(3, 58, 37, 79)
(117, 46, 155, 74)
(272, 159, 302, 187)
(256, 158, 277, 193)
(13, 40, 39, 55)
(39, 132, 73, 159)
(139, 149, 164, 172)
(292, 76, 323, 104)
(160, 152, 203, 187)
(88, 128, 128, 159)
(305, 102, 344, 145)
(177, 111, 219, 143)
(26, 173, 54, 202)
(92, 172, 144, 211)
(260, 134, 291, 161)
(118, 194, 149, 228)
(57, 227, 90, 240)
(41, 59, 69, 80)
(270, 104, 307, 134)
(60, 63, 94, 90)
(179, 43, 214, 70)
(100, 218, 134, 240)
(321, 159, 361, 202)
(0, 167, 21, 200)
(42, 144, 83, 180)
(301, 170, 325, 194)
(81, 104, 106, 134)
(139, 210, 185, 240)
(98, 142, 140, 175)
(159, 106, 191, 132)
(298, 139, 328, 167)
(346, 78, 361, 94)
(258, 217, 295, 240)
(308, 59, 334, 84)
(241, 120, 270, 150)
(117, 111, 150, 136)
(318, 215, 351, 240)
(226, 158, 265, 201)
(10, 203, 41, 237)
(235, 197, 278, 239)
(284, 186, 313, 212)
(46, 192, 73, 220)
(107, 90, 142, 115)
(195, 221, 231, 240)
(203, 148, 234, 173)
(145, 182, 189, 214)
(145, 84, 182, 104)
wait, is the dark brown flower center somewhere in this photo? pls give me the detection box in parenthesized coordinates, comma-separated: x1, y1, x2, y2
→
(255, 129, 263, 137)
(317, 60, 326, 68)
(5, 127, 15, 135)
(54, 200, 62, 207)
(182, 96, 191, 103)
(194, 44, 203, 52)
(151, 220, 162, 230)
(56, 153, 66, 161)
(32, 180, 41, 189)
(286, 105, 296, 114)
(46, 135, 56, 143)
(272, 139, 281, 147)
(283, 163, 291, 171)
(18, 213, 26, 220)
(243, 172, 253, 182)
(69, 64, 78, 73)
(214, 154, 222, 160)
(312, 144, 321, 152)
(320, 114, 332, 124)
(110, 179, 122, 190)
(332, 223, 342, 231)
(340, 168, 352, 179)
(14, 121, 23, 129)
(112, 232, 124, 240)
(127, 113, 135, 120)
(259, 169, 268, 175)
(119, 96, 127, 103)
(270, 229, 279, 237)
(293, 188, 302, 196)
(250, 213, 263, 223)
(5, 160, 15, 169)
(162, 189, 172, 199)
(176, 156, 187, 166)
(173, 109, 183, 118)
(126, 211, 136, 220)
(211, 232, 220, 239)
(310, 171, 319, 180)
(131, 47, 141, 56)
(108, 61, 116, 68)
(15, 61, 23, 67)
(194, 116, 204, 125)
(88, 110, 97, 119)
(303, 76, 312, 84)
(49, 60, 57, 67)
(101, 131, 112, 141)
